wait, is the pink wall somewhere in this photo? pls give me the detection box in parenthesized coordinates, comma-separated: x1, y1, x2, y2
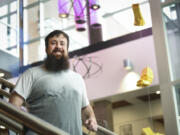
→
(70, 35, 159, 100)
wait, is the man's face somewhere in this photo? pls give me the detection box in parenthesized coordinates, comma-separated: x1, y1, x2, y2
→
(46, 34, 68, 59)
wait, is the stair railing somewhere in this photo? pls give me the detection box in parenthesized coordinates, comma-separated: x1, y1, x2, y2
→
(0, 77, 14, 92)
(0, 99, 69, 135)
(0, 77, 117, 135)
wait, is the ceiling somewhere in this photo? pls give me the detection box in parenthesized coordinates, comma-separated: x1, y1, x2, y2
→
(42, 0, 152, 52)
(0, 0, 152, 52)
(0, 0, 153, 77)
(2, 0, 178, 54)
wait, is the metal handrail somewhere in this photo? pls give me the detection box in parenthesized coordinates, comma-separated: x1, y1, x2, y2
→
(97, 125, 118, 135)
(0, 113, 24, 135)
(0, 78, 117, 135)
(0, 99, 69, 135)
(0, 77, 15, 91)
(0, 88, 11, 98)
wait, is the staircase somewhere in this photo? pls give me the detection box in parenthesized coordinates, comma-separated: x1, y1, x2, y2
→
(0, 77, 117, 135)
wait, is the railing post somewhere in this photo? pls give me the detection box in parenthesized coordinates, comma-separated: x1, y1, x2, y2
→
(0, 83, 6, 99)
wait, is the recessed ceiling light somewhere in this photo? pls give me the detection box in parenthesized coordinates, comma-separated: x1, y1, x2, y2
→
(156, 90, 160, 95)
(91, 5, 100, 10)
(0, 125, 6, 129)
(0, 72, 5, 77)
(59, 13, 69, 18)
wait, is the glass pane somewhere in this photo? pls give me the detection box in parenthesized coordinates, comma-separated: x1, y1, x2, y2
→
(162, 1, 180, 81)
(0, 5, 8, 16)
(82, 87, 164, 135)
(175, 85, 180, 116)
(10, 1, 17, 12)
(0, 12, 18, 56)
(23, 3, 41, 65)
(0, 18, 8, 50)
(24, 0, 39, 6)
(7, 14, 18, 56)
(71, 35, 163, 135)
(112, 90, 164, 135)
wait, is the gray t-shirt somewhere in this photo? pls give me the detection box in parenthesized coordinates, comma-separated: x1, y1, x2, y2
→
(14, 65, 89, 135)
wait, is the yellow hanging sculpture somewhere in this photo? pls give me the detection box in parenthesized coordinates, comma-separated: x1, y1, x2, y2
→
(142, 127, 154, 135)
(132, 3, 145, 26)
(137, 67, 154, 87)
(142, 127, 164, 135)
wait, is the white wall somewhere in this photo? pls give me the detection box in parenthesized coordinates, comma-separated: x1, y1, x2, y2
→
(71, 35, 159, 100)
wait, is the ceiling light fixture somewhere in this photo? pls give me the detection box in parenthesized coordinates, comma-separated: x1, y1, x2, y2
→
(0, 72, 5, 77)
(89, 0, 100, 10)
(58, 0, 70, 18)
(90, 9, 101, 28)
(58, 0, 101, 31)
(0, 125, 6, 129)
(76, 23, 86, 31)
(73, 0, 86, 24)
(156, 90, 160, 95)
(59, 13, 69, 18)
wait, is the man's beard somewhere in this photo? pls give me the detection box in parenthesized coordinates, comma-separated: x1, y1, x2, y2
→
(44, 54, 70, 72)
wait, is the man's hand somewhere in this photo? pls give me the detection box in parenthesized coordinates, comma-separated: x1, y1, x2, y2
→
(9, 91, 24, 109)
(82, 105, 98, 132)
(84, 117, 98, 132)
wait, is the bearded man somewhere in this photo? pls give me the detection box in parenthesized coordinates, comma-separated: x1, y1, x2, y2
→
(9, 30, 97, 135)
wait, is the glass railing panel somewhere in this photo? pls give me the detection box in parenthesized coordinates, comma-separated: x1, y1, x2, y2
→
(162, 1, 180, 81)
(0, 0, 18, 57)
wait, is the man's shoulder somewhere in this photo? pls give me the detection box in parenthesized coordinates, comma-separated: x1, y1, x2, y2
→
(66, 69, 82, 78)
(23, 65, 44, 75)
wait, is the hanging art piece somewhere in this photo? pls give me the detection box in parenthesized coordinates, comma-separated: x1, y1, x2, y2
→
(137, 67, 154, 87)
(142, 127, 164, 135)
(58, 0, 101, 31)
(71, 55, 102, 79)
(132, 3, 145, 26)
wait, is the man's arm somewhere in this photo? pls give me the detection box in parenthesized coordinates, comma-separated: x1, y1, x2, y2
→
(82, 104, 98, 132)
(9, 91, 24, 109)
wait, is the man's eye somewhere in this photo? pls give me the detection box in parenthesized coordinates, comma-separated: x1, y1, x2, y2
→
(51, 42, 56, 45)
(60, 41, 64, 45)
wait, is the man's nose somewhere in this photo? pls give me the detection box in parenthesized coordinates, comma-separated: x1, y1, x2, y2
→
(56, 43, 63, 49)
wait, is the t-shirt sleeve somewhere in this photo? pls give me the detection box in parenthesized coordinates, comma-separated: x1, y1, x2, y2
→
(80, 76, 89, 108)
(13, 69, 33, 100)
